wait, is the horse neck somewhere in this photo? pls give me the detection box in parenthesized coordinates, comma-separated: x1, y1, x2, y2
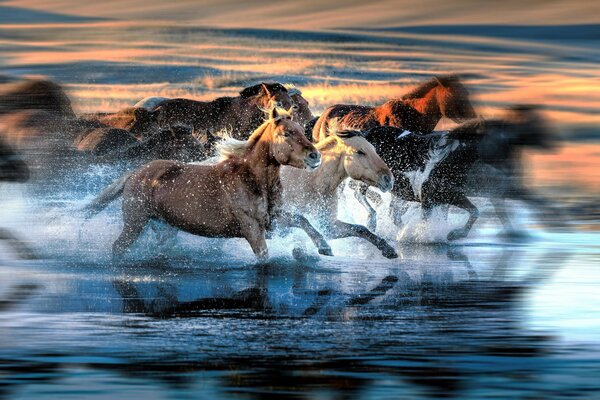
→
(311, 143, 348, 195)
(406, 88, 442, 132)
(243, 130, 281, 191)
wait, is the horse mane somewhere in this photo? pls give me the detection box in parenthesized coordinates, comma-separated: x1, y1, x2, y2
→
(239, 82, 288, 98)
(217, 107, 293, 159)
(326, 118, 363, 138)
(401, 75, 459, 100)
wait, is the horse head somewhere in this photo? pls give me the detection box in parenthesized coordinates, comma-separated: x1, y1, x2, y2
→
(333, 127, 393, 192)
(434, 75, 477, 122)
(239, 82, 294, 111)
(283, 84, 314, 127)
(268, 107, 320, 169)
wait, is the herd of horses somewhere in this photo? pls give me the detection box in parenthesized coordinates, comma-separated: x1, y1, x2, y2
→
(0, 75, 556, 261)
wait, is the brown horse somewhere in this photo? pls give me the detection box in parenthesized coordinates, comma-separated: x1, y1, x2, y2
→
(0, 79, 75, 119)
(152, 82, 294, 140)
(84, 107, 329, 261)
(283, 84, 314, 128)
(281, 125, 397, 258)
(80, 107, 161, 140)
(312, 75, 476, 142)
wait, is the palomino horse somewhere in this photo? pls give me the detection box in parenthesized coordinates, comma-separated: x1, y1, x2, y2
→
(151, 82, 294, 141)
(362, 106, 555, 240)
(311, 75, 476, 142)
(281, 126, 397, 258)
(84, 107, 330, 260)
(0, 137, 34, 258)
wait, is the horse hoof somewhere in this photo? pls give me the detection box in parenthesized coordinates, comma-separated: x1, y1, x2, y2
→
(447, 229, 468, 241)
(318, 247, 334, 257)
(382, 247, 398, 259)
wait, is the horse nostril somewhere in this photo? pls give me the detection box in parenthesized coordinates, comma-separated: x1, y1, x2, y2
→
(276, 102, 283, 107)
(308, 152, 319, 160)
(292, 105, 299, 111)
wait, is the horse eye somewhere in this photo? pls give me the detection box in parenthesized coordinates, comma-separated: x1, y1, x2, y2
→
(283, 131, 291, 137)
(357, 150, 366, 156)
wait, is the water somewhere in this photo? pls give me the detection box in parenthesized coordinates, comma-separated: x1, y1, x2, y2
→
(1, 185, 599, 399)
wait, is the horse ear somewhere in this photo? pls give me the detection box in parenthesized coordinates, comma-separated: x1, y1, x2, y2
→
(434, 76, 445, 87)
(288, 105, 298, 119)
(261, 83, 271, 97)
(269, 107, 279, 120)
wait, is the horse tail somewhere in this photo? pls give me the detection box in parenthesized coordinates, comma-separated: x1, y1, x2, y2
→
(83, 172, 132, 218)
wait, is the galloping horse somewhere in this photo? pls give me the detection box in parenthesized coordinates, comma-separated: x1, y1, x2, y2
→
(281, 125, 397, 258)
(311, 75, 476, 142)
(362, 106, 555, 240)
(84, 107, 330, 261)
(151, 82, 295, 141)
(80, 107, 161, 140)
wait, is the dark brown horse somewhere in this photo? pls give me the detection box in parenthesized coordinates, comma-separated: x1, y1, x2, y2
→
(312, 75, 476, 142)
(80, 107, 161, 140)
(0, 79, 75, 119)
(284, 84, 314, 128)
(84, 107, 330, 261)
(152, 82, 294, 140)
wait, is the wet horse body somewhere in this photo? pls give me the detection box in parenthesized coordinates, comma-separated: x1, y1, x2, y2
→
(281, 129, 397, 258)
(85, 108, 328, 260)
(311, 75, 475, 142)
(363, 107, 554, 240)
(152, 83, 294, 141)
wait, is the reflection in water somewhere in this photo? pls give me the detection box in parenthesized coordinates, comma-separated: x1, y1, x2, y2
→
(1, 246, 593, 399)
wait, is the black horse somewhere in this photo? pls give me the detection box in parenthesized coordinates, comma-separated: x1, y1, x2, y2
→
(0, 137, 35, 258)
(360, 106, 555, 240)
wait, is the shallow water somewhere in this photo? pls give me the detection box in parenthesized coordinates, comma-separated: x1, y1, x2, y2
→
(1, 185, 599, 399)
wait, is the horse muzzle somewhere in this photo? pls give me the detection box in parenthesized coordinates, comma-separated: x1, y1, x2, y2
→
(377, 174, 394, 192)
(304, 151, 321, 170)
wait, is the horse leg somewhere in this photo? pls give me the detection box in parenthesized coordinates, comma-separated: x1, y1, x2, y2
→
(239, 219, 268, 262)
(490, 197, 515, 232)
(150, 221, 179, 248)
(113, 204, 149, 257)
(327, 220, 397, 259)
(0, 228, 36, 259)
(350, 181, 378, 231)
(389, 196, 409, 227)
(445, 195, 480, 241)
(276, 212, 333, 256)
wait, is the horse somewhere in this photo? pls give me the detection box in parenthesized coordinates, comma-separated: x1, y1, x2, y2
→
(151, 82, 295, 141)
(281, 126, 397, 258)
(311, 75, 476, 142)
(79, 107, 161, 140)
(0, 137, 35, 258)
(74, 125, 206, 164)
(283, 84, 314, 128)
(0, 79, 75, 119)
(361, 106, 555, 240)
(83, 107, 331, 261)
